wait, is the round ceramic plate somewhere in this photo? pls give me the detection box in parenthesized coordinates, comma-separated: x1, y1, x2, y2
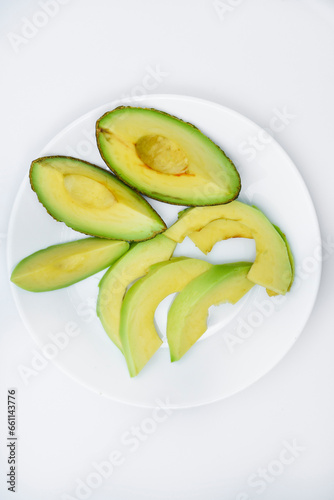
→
(7, 95, 321, 408)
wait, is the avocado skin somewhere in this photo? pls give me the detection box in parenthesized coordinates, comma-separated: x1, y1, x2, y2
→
(29, 156, 167, 241)
(96, 106, 241, 207)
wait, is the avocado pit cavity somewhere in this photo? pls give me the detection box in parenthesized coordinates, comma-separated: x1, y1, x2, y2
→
(63, 174, 116, 209)
(135, 134, 189, 175)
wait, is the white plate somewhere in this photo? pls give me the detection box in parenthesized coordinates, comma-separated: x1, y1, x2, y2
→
(7, 95, 321, 408)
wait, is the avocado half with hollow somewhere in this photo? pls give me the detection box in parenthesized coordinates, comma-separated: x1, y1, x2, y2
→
(96, 106, 241, 206)
(30, 156, 166, 241)
(167, 262, 254, 361)
(120, 257, 212, 376)
(97, 234, 176, 351)
(165, 201, 293, 295)
(10, 238, 129, 292)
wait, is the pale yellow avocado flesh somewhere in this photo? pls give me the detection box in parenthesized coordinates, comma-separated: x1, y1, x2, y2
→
(167, 262, 254, 361)
(120, 257, 212, 376)
(188, 219, 294, 295)
(189, 219, 253, 254)
(96, 107, 241, 205)
(30, 156, 165, 241)
(97, 235, 176, 351)
(165, 201, 293, 295)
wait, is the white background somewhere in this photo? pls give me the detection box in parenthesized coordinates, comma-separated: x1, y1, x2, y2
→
(1, 1, 334, 499)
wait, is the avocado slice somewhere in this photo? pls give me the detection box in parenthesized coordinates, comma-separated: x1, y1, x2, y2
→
(189, 219, 253, 253)
(165, 201, 293, 295)
(120, 257, 212, 377)
(96, 106, 241, 206)
(189, 219, 294, 295)
(30, 156, 166, 241)
(97, 234, 176, 351)
(167, 262, 254, 361)
(10, 238, 129, 292)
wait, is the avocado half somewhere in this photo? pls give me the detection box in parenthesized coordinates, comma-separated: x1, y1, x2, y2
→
(96, 106, 241, 206)
(30, 156, 166, 241)
(167, 262, 254, 361)
(11, 237, 129, 292)
(165, 201, 293, 295)
(120, 257, 212, 376)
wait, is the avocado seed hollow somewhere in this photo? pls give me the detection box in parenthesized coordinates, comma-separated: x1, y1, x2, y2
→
(135, 134, 189, 175)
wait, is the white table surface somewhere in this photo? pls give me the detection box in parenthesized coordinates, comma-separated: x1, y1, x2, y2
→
(1, 1, 334, 499)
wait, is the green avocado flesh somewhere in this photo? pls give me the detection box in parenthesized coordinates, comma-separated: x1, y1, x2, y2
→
(167, 262, 254, 361)
(120, 257, 213, 377)
(96, 106, 241, 206)
(165, 201, 293, 295)
(97, 234, 176, 351)
(30, 156, 166, 241)
(10, 238, 129, 292)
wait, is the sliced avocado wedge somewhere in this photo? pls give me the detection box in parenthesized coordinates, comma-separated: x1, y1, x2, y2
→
(96, 106, 241, 206)
(30, 156, 166, 241)
(165, 201, 293, 295)
(189, 219, 294, 295)
(189, 219, 253, 254)
(120, 257, 212, 377)
(97, 234, 176, 351)
(167, 262, 254, 361)
(10, 238, 129, 292)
